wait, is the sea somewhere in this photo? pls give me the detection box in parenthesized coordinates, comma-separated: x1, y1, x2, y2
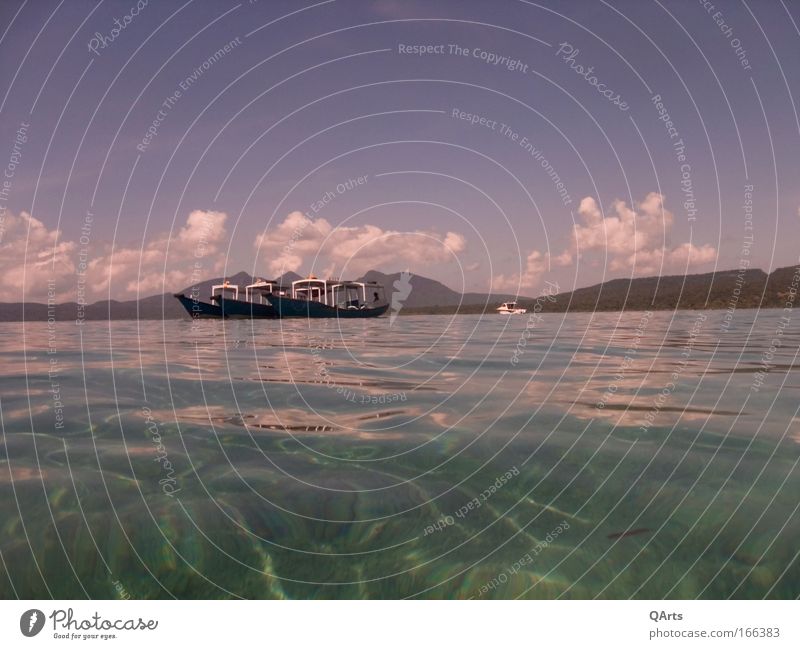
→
(1, 309, 798, 599)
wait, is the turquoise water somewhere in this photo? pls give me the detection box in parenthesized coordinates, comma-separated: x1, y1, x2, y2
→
(1, 310, 798, 599)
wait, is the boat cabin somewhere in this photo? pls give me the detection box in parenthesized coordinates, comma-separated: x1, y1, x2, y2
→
(245, 280, 277, 304)
(291, 278, 386, 309)
(211, 281, 238, 301)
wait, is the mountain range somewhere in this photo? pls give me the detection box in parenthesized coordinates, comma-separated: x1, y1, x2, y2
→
(0, 265, 797, 321)
(527, 265, 799, 313)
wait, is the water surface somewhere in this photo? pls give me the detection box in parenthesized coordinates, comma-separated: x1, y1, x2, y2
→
(1, 310, 798, 598)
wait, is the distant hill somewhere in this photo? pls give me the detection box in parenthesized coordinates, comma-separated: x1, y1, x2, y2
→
(1, 266, 797, 321)
(765, 265, 800, 302)
(525, 265, 797, 313)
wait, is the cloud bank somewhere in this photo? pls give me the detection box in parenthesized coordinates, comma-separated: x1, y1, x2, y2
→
(0, 211, 76, 301)
(254, 210, 467, 278)
(574, 192, 716, 274)
(89, 209, 228, 296)
(0, 209, 227, 302)
(492, 192, 716, 292)
(1, 195, 714, 303)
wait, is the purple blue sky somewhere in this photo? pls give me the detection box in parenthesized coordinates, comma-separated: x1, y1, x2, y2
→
(0, 0, 798, 301)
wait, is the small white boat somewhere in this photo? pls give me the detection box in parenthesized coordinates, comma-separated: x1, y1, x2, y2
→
(496, 301, 527, 314)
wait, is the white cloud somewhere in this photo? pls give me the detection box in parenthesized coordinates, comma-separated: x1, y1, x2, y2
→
(0, 209, 228, 302)
(89, 209, 228, 297)
(491, 192, 716, 292)
(492, 249, 572, 292)
(0, 210, 76, 301)
(573, 192, 716, 275)
(254, 211, 467, 278)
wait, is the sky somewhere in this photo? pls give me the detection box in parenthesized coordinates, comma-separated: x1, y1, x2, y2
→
(0, 0, 798, 302)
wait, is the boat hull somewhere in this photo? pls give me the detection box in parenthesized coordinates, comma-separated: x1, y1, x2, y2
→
(174, 292, 389, 319)
(269, 294, 389, 318)
(174, 293, 223, 318)
(215, 297, 279, 319)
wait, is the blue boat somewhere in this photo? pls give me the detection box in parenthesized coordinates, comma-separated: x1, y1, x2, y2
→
(175, 277, 389, 319)
(212, 280, 280, 319)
